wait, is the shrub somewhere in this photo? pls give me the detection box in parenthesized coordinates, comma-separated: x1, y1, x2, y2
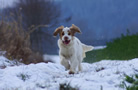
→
(0, 15, 45, 64)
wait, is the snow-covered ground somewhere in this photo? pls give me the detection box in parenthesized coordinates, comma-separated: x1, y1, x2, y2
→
(0, 55, 138, 90)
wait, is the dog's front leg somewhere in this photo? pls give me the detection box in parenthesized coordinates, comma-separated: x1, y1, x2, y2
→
(60, 56, 70, 70)
(69, 56, 78, 74)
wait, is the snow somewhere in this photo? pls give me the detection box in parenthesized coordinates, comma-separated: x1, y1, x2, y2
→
(93, 46, 106, 50)
(0, 55, 23, 69)
(43, 54, 60, 64)
(0, 55, 138, 90)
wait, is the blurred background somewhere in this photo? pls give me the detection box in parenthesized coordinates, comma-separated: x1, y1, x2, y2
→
(0, 0, 138, 63)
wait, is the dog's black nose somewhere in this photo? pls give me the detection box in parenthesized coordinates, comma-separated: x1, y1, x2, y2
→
(64, 36, 68, 40)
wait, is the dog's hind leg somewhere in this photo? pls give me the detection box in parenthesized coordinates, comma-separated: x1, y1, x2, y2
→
(78, 63, 82, 71)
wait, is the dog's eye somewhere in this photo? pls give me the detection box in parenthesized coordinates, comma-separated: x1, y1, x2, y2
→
(68, 32, 71, 35)
(62, 32, 64, 35)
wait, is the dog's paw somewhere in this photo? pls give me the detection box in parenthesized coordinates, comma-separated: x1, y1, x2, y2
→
(69, 71, 75, 74)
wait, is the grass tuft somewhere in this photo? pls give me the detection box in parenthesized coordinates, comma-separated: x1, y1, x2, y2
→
(125, 75, 135, 83)
(17, 73, 30, 81)
(60, 83, 78, 90)
(120, 74, 138, 90)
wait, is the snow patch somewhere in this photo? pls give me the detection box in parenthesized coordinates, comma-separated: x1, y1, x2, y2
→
(43, 54, 60, 64)
(0, 56, 23, 69)
(0, 55, 138, 90)
(93, 46, 106, 50)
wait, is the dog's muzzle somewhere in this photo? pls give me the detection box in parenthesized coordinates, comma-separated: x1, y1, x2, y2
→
(63, 37, 70, 45)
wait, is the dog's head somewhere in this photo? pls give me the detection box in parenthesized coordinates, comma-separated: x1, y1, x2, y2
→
(53, 24, 81, 45)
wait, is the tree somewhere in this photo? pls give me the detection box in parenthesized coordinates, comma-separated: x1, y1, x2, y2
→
(4, 0, 60, 53)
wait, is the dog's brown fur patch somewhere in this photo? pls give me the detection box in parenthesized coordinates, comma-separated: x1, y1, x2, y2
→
(53, 26, 64, 37)
(70, 24, 81, 36)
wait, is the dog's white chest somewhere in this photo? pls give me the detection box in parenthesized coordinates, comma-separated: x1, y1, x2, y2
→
(60, 45, 73, 59)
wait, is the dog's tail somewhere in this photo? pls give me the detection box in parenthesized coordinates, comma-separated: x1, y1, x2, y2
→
(82, 44, 94, 52)
(82, 44, 94, 58)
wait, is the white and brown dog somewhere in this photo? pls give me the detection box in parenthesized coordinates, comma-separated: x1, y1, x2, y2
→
(53, 24, 93, 74)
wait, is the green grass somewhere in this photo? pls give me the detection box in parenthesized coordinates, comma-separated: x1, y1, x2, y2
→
(17, 73, 30, 82)
(60, 83, 78, 90)
(83, 50, 104, 63)
(84, 33, 138, 63)
(120, 74, 138, 90)
(125, 75, 135, 83)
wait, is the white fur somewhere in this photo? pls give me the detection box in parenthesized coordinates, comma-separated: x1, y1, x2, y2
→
(57, 27, 94, 73)
(62, 27, 72, 41)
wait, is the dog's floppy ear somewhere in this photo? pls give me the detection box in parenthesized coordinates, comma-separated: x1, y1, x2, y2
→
(53, 26, 64, 36)
(70, 24, 81, 36)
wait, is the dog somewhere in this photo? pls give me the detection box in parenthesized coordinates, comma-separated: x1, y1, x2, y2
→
(53, 24, 93, 74)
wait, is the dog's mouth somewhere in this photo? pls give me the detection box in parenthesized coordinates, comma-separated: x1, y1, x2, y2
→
(63, 40, 70, 45)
